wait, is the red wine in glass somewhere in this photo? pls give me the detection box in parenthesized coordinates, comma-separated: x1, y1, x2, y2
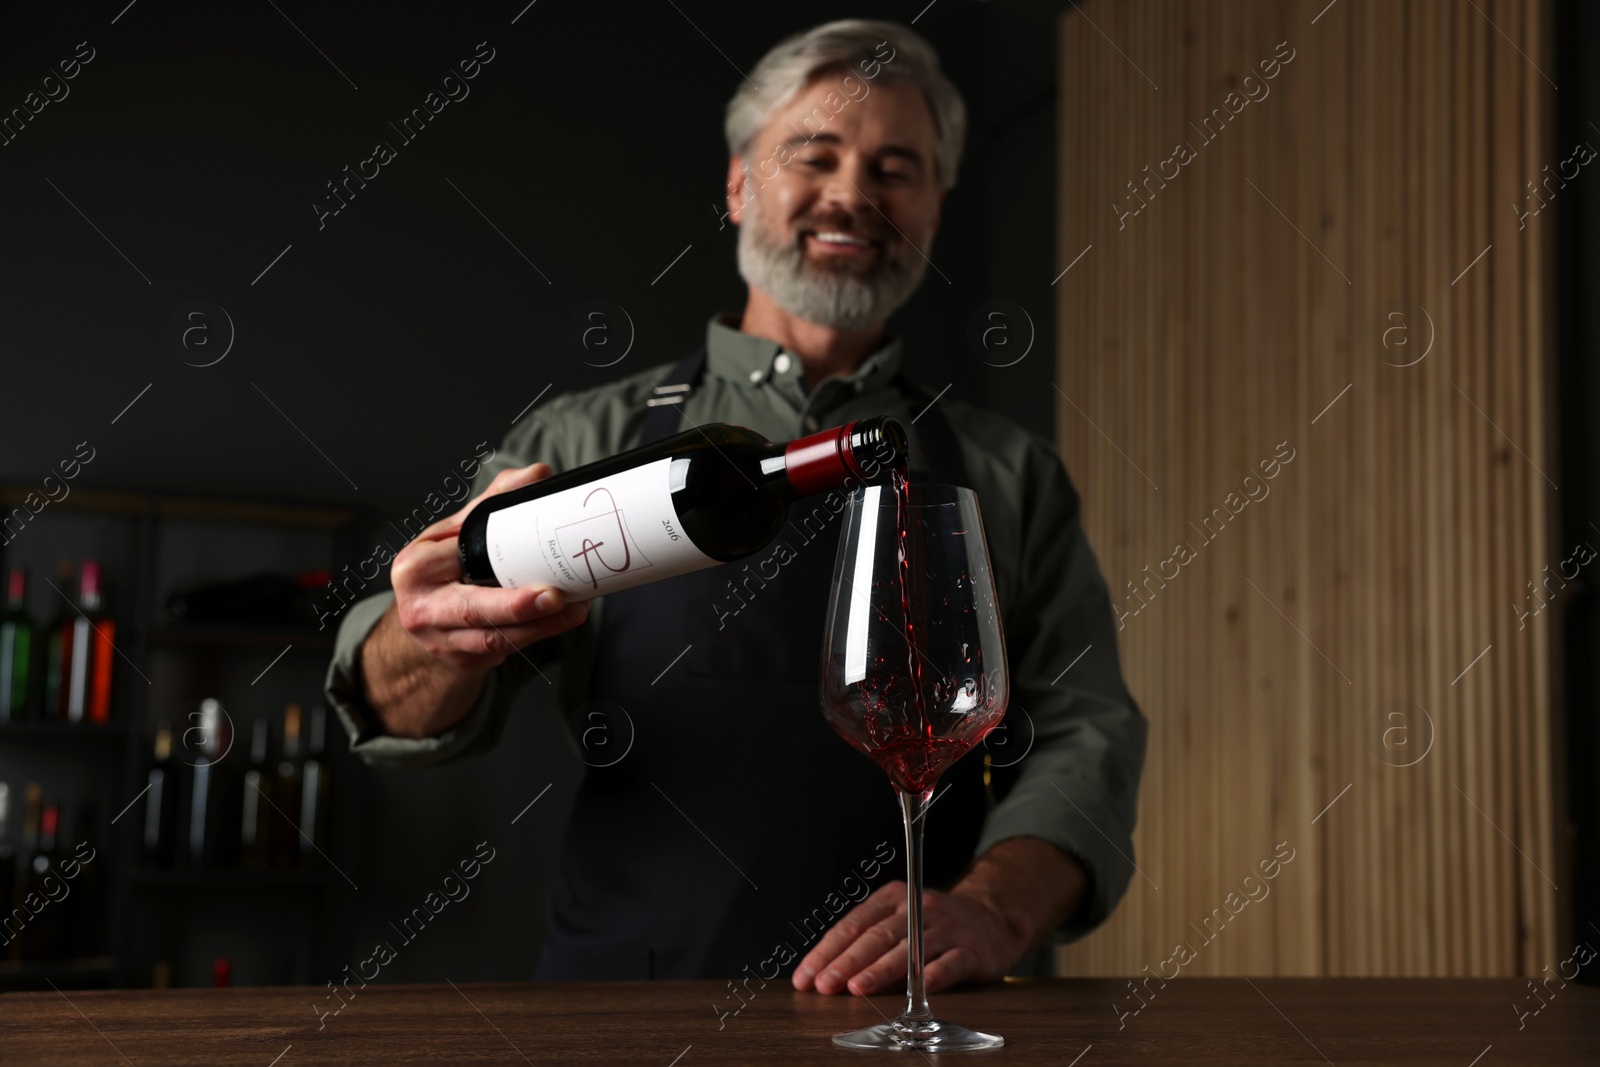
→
(820, 477, 1008, 1052)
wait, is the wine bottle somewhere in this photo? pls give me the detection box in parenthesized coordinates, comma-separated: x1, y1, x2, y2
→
(187, 753, 213, 870)
(299, 705, 330, 865)
(271, 704, 304, 870)
(459, 416, 907, 598)
(20, 802, 61, 959)
(0, 568, 34, 720)
(5, 784, 39, 961)
(186, 698, 239, 869)
(0, 783, 15, 951)
(240, 719, 271, 869)
(62, 560, 115, 724)
(43, 560, 72, 718)
(142, 726, 180, 868)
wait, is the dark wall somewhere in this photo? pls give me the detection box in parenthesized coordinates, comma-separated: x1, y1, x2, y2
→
(0, 0, 1065, 512)
(1, 1, 1067, 981)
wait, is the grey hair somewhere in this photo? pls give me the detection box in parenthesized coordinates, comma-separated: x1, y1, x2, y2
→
(724, 19, 968, 192)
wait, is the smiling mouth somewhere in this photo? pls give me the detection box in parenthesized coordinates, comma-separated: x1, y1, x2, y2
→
(800, 229, 884, 257)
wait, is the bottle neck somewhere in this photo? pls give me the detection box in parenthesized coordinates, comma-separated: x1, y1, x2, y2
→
(779, 418, 906, 497)
(282, 704, 302, 761)
(79, 561, 103, 613)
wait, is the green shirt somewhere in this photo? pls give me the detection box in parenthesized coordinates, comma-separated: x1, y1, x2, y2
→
(324, 311, 1147, 942)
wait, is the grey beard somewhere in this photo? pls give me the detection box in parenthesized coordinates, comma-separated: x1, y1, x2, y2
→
(736, 206, 929, 331)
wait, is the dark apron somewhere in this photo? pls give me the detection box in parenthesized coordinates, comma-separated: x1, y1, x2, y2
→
(535, 344, 987, 980)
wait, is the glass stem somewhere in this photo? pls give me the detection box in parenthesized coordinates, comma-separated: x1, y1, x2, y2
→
(899, 788, 935, 1024)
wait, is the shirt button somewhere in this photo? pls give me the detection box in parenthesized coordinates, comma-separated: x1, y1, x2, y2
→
(803, 416, 819, 431)
(748, 369, 764, 384)
(774, 353, 793, 374)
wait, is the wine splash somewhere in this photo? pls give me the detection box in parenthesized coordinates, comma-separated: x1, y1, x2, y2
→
(829, 470, 1000, 794)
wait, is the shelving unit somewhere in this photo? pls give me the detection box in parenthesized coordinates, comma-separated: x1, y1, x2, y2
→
(128, 868, 330, 889)
(148, 625, 338, 652)
(0, 955, 117, 987)
(0, 722, 127, 741)
(0, 485, 366, 990)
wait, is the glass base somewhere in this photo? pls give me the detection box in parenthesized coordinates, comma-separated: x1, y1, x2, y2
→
(832, 1018, 1004, 1052)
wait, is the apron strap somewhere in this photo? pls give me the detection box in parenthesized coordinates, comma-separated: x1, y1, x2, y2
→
(639, 345, 707, 446)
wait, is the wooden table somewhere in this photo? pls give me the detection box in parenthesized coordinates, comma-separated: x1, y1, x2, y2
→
(3, 978, 1596, 1065)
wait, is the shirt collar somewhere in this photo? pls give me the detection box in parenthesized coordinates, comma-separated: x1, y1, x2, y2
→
(703, 311, 903, 395)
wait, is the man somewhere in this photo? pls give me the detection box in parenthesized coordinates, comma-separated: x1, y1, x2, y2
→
(325, 18, 1145, 996)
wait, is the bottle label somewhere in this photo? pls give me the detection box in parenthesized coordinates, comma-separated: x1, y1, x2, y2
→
(484, 457, 717, 599)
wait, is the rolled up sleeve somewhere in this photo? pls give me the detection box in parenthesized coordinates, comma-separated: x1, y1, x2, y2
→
(974, 441, 1148, 943)
(321, 412, 570, 767)
(322, 588, 534, 767)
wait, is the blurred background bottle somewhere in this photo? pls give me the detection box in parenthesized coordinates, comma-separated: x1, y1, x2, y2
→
(19, 800, 62, 960)
(0, 568, 34, 721)
(0, 783, 15, 948)
(8, 784, 41, 961)
(46, 559, 115, 724)
(142, 725, 179, 869)
(42, 560, 72, 717)
(240, 719, 272, 870)
(299, 705, 330, 866)
(271, 704, 303, 870)
(186, 698, 239, 869)
(68, 560, 114, 724)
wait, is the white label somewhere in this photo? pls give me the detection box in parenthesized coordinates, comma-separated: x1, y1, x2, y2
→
(484, 457, 717, 600)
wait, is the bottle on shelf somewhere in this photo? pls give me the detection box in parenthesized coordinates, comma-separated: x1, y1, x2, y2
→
(7, 783, 41, 962)
(299, 705, 330, 865)
(0, 568, 35, 720)
(0, 783, 14, 948)
(458, 416, 907, 599)
(240, 719, 272, 870)
(142, 725, 180, 869)
(186, 698, 239, 869)
(65, 560, 115, 724)
(271, 704, 304, 869)
(19, 801, 62, 960)
(42, 559, 72, 718)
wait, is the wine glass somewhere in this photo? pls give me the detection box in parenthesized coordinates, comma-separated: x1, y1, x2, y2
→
(819, 480, 1009, 1052)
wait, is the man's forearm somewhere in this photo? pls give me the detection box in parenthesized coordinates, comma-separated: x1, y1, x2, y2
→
(360, 602, 490, 739)
(952, 836, 1088, 954)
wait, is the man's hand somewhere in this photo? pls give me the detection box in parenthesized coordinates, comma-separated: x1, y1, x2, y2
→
(361, 463, 590, 739)
(791, 880, 1025, 996)
(791, 837, 1088, 996)
(389, 462, 588, 672)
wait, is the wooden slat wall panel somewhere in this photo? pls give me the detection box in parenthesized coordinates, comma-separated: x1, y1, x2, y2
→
(1053, 0, 1558, 977)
